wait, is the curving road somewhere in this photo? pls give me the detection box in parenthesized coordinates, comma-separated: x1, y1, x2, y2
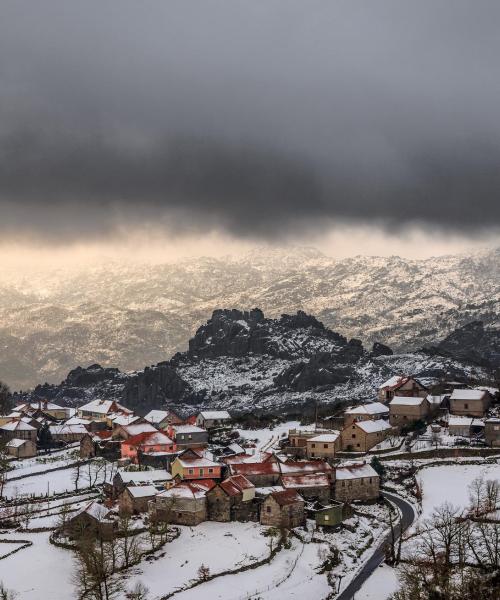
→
(336, 490, 416, 600)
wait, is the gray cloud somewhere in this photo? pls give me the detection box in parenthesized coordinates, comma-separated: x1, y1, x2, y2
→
(1, 0, 499, 240)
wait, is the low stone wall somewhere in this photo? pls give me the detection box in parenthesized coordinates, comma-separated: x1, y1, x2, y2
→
(379, 447, 500, 462)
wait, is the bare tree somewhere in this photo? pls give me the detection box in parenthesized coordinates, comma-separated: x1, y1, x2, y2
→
(117, 515, 142, 569)
(126, 582, 149, 600)
(0, 582, 17, 600)
(0, 381, 11, 415)
(73, 536, 122, 600)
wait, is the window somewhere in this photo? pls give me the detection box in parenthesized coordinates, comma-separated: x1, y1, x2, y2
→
(208, 468, 214, 474)
(311, 452, 315, 457)
(266, 506, 271, 513)
(361, 479, 364, 485)
(188, 468, 194, 475)
(311, 443, 316, 448)
(369, 478, 372, 483)
(341, 481, 345, 487)
(464, 403, 469, 409)
(188, 434, 192, 439)
(324, 515, 329, 521)
(356, 443, 360, 447)
(352, 434, 356, 439)
(199, 469, 204, 476)
(323, 444, 328, 449)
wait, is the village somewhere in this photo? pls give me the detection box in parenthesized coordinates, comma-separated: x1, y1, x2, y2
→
(0, 375, 499, 599)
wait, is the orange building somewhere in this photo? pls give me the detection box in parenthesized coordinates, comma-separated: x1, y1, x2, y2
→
(121, 431, 175, 463)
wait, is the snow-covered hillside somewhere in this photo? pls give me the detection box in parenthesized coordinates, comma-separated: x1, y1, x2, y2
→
(0, 246, 498, 389)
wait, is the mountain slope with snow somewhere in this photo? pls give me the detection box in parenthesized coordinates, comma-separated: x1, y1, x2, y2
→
(0, 246, 498, 389)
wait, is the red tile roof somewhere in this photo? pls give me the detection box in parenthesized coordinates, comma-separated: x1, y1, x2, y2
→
(281, 473, 331, 489)
(229, 461, 280, 477)
(279, 461, 333, 475)
(270, 489, 303, 506)
(219, 474, 255, 496)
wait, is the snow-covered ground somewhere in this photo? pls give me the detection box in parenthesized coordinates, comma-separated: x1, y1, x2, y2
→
(356, 564, 399, 600)
(418, 462, 500, 520)
(237, 420, 315, 451)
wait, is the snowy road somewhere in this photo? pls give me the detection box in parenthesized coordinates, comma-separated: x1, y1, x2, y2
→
(336, 491, 415, 600)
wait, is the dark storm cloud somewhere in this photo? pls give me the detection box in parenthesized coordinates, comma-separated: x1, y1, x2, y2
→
(0, 0, 499, 239)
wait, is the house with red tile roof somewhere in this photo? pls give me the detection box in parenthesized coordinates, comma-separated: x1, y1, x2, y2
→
(206, 474, 257, 522)
(152, 479, 216, 525)
(121, 431, 175, 463)
(378, 375, 428, 403)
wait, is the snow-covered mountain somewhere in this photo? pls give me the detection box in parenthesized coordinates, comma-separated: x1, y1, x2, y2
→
(14, 309, 494, 416)
(0, 246, 499, 390)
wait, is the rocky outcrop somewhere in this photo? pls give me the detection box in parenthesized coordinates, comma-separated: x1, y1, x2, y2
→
(425, 321, 500, 368)
(371, 342, 393, 357)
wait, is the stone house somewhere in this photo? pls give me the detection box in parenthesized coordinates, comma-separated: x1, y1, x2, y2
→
(171, 449, 222, 480)
(145, 409, 184, 430)
(286, 429, 333, 457)
(0, 420, 37, 444)
(485, 418, 500, 447)
(119, 485, 158, 515)
(5, 438, 37, 459)
(389, 396, 429, 428)
(206, 474, 257, 522)
(306, 432, 341, 460)
(260, 490, 305, 528)
(280, 473, 331, 503)
(152, 480, 215, 526)
(49, 423, 88, 443)
(378, 376, 428, 403)
(448, 416, 477, 437)
(334, 462, 379, 503)
(343, 402, 389, 427)
(449, 389, 491, 418)
(168, 425, 209, 449)
(341, 420, 393, 452)
(196, 411, 231, 429)
(65, 501, 116, 540)
(79, 431, 119, 459)
(112, 469, 173, 499)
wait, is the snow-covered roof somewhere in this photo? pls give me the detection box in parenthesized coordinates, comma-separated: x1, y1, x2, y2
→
(15, 401, 64, 411)
(345, 402, 389, 416)
(308, 432, 340, 443)
(74, 501, 112, 522)
(157, 480, 215, 500)
(355, 420, 392, 434)
(126, 485, 159, 498)
(198, 410, 231, 420)
(389, 396, 426, 406)
(144, 409, 169, 424)
(279, 461, 333, 475)
(49, 423, 87, 435)
(448, 416, 484, 427)
(110, 414, 140, 426)
(379, 375, 409, 390)
(0, 420, 36, 431)
(450, 389, 487, 401)
(118, 469, 173, 484)
(426, 394, 448, 405)
(281, 473, 330, 489)
(6, 438, 30, 448)
(121, 423, 157, 437)
(173, 425, 206, 434)
(335, 462, 378, 480)
(79, 399, 131, 415)
(177, 455, 220, 468)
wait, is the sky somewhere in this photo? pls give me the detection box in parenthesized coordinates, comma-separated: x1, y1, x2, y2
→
(0, 0, 499, 264)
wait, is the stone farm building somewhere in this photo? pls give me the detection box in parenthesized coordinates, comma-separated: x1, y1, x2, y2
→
(6, 438, 37, 458)
(153, 480, 216, 526)
(120, 485, 158, 515)
(389, 396, 429, 428)
(341, 419, 393, 452)
(305, 432, 341, 460)
(343, 402, 389, 426)
(449, 389, 491, 418)
(206, 475, 257, 522)
(334, 462, 379, 503)
(65, 501, 116, 540)
(485, 418, 500, 447)
(196, 410, 231, 429)
(260, 490, 305, 528)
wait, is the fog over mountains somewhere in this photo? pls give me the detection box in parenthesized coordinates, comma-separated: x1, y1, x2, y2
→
(0, 246, 498, 390)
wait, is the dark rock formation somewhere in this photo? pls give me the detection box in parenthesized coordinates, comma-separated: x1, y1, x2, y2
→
(425, 321, 500, 368)
(371, 342, 394, 357)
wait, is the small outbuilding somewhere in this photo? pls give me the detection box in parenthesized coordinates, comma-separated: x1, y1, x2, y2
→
(6, 438, 37, 459)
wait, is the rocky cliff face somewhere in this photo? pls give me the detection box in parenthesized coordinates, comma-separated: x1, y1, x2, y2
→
(15, 309, 493, 415)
